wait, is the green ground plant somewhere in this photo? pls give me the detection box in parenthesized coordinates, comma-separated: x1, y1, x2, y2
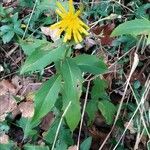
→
(0, 0, 150, 149)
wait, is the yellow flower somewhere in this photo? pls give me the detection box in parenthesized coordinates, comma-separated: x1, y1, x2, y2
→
(50, 0, 89, 43)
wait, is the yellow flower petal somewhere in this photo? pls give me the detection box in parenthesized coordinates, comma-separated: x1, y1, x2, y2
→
(78, 19, 89, 29)
(56, 28, 64, 36)
(76, 30, 83, 42)
(75, 10, 81, 17)
(50, 0, 89, 43)
(50, 21, 62, 29)
(73, 29, 79, 43)
(63, 28, 71, 42)
(67, 27, 72, 40)
(56, 2, 67, 14)
(75, 4, 83, 17)
(79, 26, 89, 35)
(56, 9, 65, 18)
(69, 0, 74, 14)
(64, 33, 68, 42)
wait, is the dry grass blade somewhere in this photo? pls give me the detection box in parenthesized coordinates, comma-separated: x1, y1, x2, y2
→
(77, 80, 91, 150)
(51, 101, 72, 150)
(113, 76, 150, 149)
(99, 53, 139, 150)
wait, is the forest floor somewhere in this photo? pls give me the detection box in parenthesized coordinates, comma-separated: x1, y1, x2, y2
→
(0, 0, 150, 150)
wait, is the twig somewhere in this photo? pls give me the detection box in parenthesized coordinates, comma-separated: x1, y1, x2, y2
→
(126, 74, 150, 138)
(6, 45, 19, 57)
(112, 0, 134, 13)
(134, 129, 145, 150)
(0, 46, 19, 68)
(51, 101, 72, 150)
(77, 80, 91, 150)
(0, 71, 19, 80)
(90, 14, 119, 28)
(113, 76, 150, 149)
(22, 0, 38, 39)
(108, 46, 135, 70)
(99, 53, 139, 150)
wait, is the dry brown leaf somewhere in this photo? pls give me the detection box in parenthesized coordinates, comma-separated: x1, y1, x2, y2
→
(18, 101, 34, 118)
(0, 79, 17, 96)
(0, 134, 9, 144)
(124, 121, 136, 134)
(85, 38, 96, 50)
(20, 81, 41, 97)
(68, 145, 78, 150)
(40, 112, 55, 131)
(74, 44, 83, 50)
(92, 23, 115, 46)
(11, 76, 22, 92)
(41, 26, 52, 36)
(11, 76, 40, 101)
(0, 95, 17, 121)
(41, 26, 60, 42)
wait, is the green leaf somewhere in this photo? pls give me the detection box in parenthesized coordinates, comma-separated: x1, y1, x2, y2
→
(38, 0, 56, 11)
(17, 118, 36, 139)
(0, 25, 12, 33)
(53, 127, 73, 150)
(32, 75, 61, 126)
(86, 78, 110, 125)
(44, 119, 73, 146)
(74, 54, 107, 74)
(58, 128, 73, 146)
(2, 31, 15, 44)
(80, 137, 92, 150)
(0, 123, 9, 134)
(64, 102, 81, 132)
(20, 42, 66, 74)
(54, 142, 67, 150)
(61, 58, 83, 131)
(98, 100, 116, 125)
(133, 80, 141, 89)
(13, 25, 24, 35)
(19, 38, 49, 55)
(86, 100, 98, 124)
(19, 0, 34, 7)
(11, 13, 19, 23)
(0, 143, 15, 150)
(0, 5, 6, 18)
(44, 119, 60, 144)
(111, 19, 150, 37)
(135, 4, 150, 19)
(91, 78, 109, 100)
(23, 144, 49, 150)
(28, 0, 56, 26)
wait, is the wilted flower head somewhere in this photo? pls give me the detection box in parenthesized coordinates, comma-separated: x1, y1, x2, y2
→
(50, 0, 89, 43)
